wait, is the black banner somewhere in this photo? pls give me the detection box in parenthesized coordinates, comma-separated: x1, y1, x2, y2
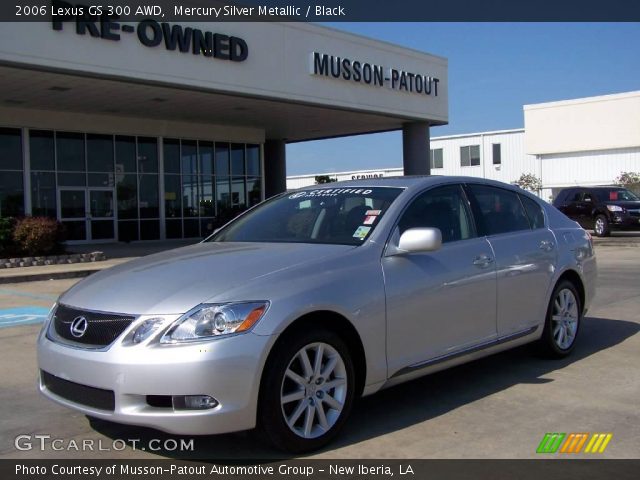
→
(3, 459, 640, 480)
(3, 0, 640, 22)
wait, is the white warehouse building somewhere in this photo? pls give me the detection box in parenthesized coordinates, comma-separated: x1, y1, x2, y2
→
(287, 91, 640, 202)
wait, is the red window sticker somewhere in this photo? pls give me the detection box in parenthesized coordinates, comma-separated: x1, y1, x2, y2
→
(365, 210, 382, 216)
(610, 192, 618, 200)
(363, 216, 377, 225)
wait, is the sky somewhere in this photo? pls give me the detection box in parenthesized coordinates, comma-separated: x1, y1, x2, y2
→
(286, 22, 640, 176)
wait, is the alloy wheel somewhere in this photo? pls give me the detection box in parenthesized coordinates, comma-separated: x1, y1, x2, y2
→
(280, 342, 348, 439)
(551, 288, 579, 350)
(595, 218, 604, 235)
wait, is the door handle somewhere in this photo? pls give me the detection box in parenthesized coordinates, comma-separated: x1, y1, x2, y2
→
(473, 254, 494, 268)
(539, 240, 554, 252)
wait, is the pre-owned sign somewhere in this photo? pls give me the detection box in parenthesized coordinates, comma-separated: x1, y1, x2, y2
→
(51, 0, 248, 62)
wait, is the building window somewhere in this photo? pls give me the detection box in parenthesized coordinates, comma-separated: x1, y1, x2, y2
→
(30, 130, 56, 217)
(460, 145, 480, 167)
(0, 128, 24, 217)
(163, 139, 262, 239)
(429, 148, 443, 169)
(56, 132, 85, 172)
(492, 143, 501, 165)
(87, 134, 114, 173)
(17, 128, 263, 241)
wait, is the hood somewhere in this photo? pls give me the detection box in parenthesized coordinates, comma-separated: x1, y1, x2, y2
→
(59, 242, 353, 314)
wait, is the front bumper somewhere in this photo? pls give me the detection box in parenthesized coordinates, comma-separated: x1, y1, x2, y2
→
(37, 327, 275, 435)
(610, 212, 640, 229)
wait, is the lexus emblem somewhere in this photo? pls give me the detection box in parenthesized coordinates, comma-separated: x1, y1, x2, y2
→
(70, 316, 88, 338)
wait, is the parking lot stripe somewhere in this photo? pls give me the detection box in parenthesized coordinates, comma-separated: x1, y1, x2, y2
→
(0, 307, 49, 327)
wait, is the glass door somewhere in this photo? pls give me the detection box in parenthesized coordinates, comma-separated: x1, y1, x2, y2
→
(57, 187, 115, 242)
(58, 188, 88, 241)
(89, 188, 115, 241)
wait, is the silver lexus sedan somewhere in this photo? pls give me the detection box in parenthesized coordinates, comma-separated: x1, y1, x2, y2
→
(37, 176, 596, 452)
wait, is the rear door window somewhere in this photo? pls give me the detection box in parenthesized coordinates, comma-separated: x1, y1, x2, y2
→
(520, 195, 545, 229)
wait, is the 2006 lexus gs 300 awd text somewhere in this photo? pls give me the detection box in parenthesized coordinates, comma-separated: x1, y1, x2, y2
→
(38, 177, 596, 452)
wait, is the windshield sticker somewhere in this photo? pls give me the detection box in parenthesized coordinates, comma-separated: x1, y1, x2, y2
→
(353, 226, 372, 240)
(609, 192, 618, 200)
(365, 209, 382, 216)
(363, 215, 377, 225)
(289, 188, 373, 200)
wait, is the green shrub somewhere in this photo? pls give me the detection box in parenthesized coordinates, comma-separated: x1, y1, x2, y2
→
(0, 217, 15, 255)
(12, 217, 66, 256)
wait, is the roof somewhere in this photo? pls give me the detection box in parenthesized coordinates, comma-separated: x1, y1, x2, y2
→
(291, 175, 525, 192)
(524, 90, 640, 110)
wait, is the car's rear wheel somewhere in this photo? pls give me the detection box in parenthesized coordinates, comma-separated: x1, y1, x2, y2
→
(594, 214, 610, 237)
(259, 329, 355, 453)
(538, 280, 582, 357)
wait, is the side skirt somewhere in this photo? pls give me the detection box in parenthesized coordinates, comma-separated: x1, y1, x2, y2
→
(382, 326, 539, 389)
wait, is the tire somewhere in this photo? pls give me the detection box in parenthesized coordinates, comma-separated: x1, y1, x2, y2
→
(259, 328, 355, 453)
(537, 280, 582, 358)
(594, 214, 610, 237)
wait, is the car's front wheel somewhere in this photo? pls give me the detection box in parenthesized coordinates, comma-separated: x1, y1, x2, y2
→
(259, 329, 355, 453)
(594, 214, 610, 237)
(538, 280, 582, 357)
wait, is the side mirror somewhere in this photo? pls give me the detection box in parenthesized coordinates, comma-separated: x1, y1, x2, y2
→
(397, 227, 442, 254)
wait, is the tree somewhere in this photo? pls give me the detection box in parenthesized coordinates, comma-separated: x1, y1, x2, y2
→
(315, 175, 337, 184)
(515, 173, 542, 193)
(615, 171, 640, 194)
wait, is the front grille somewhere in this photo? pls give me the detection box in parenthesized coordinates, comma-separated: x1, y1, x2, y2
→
(51, 304, 135, 348)
(627, 209, 640, 217)
(41, 370, 115, 412)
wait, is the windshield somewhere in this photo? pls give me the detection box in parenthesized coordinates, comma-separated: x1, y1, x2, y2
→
(594, 188, 639, 202)
(208, 187, 403, 246)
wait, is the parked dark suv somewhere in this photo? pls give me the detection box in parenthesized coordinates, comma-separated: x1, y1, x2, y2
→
(553, 186, 640, 237)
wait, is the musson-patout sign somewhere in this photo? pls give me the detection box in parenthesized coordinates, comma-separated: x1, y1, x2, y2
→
(311, 52, 440, 96)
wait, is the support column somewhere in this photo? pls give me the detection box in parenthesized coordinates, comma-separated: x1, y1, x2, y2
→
(264, 139, 287, 198)
(402, 122, 431, 176)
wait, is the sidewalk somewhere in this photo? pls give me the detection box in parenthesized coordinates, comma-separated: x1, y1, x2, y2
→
(0, 239, 197, 284)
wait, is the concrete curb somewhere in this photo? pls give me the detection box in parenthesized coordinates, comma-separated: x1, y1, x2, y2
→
(0, 268, 101, 285)
(593, 242, 640, 248)
(0, 258, 135, 285)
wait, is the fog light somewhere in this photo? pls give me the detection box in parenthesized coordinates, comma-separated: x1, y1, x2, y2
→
(173, 395, 218, 410)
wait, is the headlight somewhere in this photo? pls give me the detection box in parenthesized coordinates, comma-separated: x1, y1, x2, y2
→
(606, 205, 623, 212)
(160, 302, 269, 344)
(40, 303, 57, 338)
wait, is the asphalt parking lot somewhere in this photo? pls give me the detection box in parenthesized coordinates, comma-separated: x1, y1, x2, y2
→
(0, 242, 638, 460)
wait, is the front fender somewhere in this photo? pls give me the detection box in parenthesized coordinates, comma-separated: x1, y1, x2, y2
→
(212, 248, 388, 388)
